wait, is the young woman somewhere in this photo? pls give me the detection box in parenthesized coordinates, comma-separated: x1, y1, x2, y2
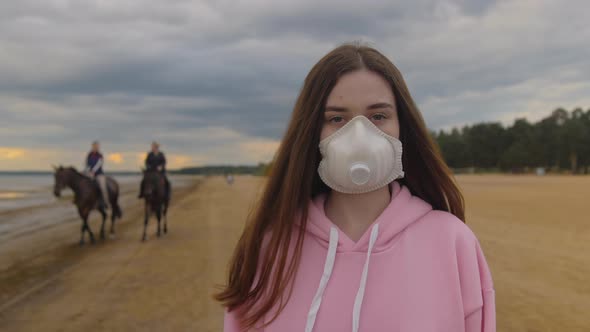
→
(216, 44, 495, 331)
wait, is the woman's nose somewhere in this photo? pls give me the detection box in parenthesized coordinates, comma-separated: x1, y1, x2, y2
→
(352, 116, 368, 137)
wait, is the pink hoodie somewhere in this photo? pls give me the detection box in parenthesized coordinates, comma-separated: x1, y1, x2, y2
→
(225, 182, 495, 331)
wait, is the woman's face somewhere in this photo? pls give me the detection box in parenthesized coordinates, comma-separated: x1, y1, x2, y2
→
(321, 69, 400, 140)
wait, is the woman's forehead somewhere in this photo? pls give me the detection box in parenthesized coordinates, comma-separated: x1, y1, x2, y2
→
(326, 70, 394, 108)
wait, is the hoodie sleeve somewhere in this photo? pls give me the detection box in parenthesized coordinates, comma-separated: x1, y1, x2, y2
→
(457, 232, 496, 332)
(224, 309, 241, 332)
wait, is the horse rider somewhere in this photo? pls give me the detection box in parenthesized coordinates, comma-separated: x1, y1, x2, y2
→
(138, 141, 170, 200)
(84, 141, 110, 209)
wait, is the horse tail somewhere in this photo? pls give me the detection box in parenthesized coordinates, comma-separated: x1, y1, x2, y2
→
(106, 176, 123, 219)
(113, 202, 123, 218)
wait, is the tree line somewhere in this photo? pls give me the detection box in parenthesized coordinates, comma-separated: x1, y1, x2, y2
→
(172, 163, 269, 176)
(433, 108, 590, 174)
(172, 107, 590, 176)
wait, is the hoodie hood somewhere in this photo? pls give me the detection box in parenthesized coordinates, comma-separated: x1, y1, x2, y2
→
(305, 181, 433, 253)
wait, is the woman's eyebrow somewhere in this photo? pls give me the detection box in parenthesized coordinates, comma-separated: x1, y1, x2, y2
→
(367, 102, 394, 110)
(324, 106, 348, 112)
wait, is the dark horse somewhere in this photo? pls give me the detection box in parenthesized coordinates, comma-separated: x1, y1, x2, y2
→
(141, 170, 170, 241)
(53, 166, 123, 245)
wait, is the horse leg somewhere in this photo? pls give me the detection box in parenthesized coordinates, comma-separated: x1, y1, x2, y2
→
(156, 206, 162, 238)
(142, 203, 149, 242)
(78, 208, 90, 245)
(111, 202, 121, 236)
(99, 207, 107, 240)
(110, 210, 116, 235)
(111, 188, 122, 233)
(79, 222, 86, 246)
(81, 215, 95, 245)
(85, 214, 96, 244)
(163, 203, 168, 234)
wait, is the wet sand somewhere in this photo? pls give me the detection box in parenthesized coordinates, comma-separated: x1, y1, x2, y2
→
(1, 175, 589, 331)
(0, 177, 193, 307)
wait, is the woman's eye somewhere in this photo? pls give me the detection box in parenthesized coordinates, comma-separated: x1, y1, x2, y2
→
(371, 114, 386, 121)
(329, 116, 344, 123)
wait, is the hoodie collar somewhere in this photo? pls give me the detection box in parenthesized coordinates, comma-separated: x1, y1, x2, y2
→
(306, 181, 432, 253)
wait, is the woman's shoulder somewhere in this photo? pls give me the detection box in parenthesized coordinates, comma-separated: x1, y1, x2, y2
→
(413, 209, 480, 246)
(412, 210, 493, 285)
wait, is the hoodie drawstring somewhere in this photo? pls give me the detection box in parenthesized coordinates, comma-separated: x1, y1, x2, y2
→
(305, 224, 380, 332)
(352, 223, 379, 332)
(305, 227, 339, 332)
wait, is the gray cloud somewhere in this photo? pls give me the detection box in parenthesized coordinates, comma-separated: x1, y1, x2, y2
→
(1, 0, 589, 169)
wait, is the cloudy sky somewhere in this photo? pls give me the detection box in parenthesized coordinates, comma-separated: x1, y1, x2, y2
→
(1, 0, 589, 170)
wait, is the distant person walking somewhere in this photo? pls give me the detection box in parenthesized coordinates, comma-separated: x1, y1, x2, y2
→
(138, 141, 170, 201)
(84, 141, 110, 209)
(226, 174, 234, 185)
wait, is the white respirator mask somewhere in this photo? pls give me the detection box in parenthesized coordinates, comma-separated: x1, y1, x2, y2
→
(318, 116, 404, 194)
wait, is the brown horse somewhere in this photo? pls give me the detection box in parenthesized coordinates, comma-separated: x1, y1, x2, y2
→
(141, 169, 169, 241)
(53, 166, 123, 245)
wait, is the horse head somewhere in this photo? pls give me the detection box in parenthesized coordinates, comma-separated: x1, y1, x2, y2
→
(53, 165, 68, 197)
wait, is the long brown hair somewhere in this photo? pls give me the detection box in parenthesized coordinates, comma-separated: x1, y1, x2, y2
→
(215, 43, 465, 329)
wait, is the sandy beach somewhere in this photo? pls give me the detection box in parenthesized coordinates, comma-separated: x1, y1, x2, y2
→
(0, 175, 260, 331)
(0, 175, 589, 331)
